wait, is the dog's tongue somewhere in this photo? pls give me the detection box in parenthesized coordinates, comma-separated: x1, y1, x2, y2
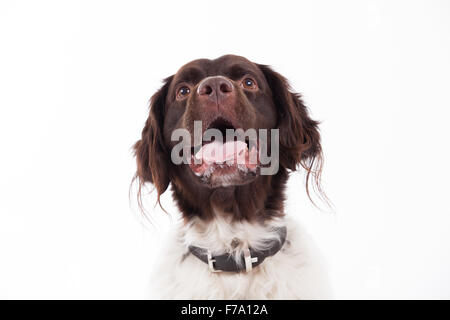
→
(194, 140, 247, 164)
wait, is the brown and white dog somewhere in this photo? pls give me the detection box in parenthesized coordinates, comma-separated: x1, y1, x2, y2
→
(134, 55, 331, 299)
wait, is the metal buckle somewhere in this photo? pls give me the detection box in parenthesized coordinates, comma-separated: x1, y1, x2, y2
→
(243, 247, 258, 272)
(207, 250, 221, 273)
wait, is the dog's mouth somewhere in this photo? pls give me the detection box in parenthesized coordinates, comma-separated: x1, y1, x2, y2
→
(189, 117, 259, 187)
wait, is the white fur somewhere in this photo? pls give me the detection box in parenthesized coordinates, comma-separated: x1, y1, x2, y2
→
(148, 211, 332, 299)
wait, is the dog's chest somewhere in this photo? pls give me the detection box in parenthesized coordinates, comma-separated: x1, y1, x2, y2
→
(149, 217, 331, 299)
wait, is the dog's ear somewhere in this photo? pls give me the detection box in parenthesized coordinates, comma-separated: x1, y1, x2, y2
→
(259, 64, 324, 200)
(258, 65, 322, 170)
(134, 76, 173, 199)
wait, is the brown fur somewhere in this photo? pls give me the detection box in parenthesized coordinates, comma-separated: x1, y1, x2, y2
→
(133, 55, 324, 222)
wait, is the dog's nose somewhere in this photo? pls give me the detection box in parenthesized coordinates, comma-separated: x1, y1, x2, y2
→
(197, 76, 234, 104)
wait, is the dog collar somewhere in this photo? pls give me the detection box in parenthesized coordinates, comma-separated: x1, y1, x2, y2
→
(188, 226, 287, 273)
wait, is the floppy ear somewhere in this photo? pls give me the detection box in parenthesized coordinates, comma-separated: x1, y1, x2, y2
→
(134, 76, 173, 199)
(258, 65, 322, 170)
(259, 65, 324, 200)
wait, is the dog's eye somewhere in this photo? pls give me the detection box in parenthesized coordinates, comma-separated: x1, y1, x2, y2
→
(242, 78, 257, 90)
(177, 86, 191, 99)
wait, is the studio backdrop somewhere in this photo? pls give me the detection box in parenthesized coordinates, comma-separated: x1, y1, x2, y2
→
(0, 0, 449, 299)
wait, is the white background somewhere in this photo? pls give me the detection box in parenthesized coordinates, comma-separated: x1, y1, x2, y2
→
(1, 0, 450, 299)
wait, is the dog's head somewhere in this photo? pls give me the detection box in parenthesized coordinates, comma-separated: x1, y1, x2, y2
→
(134, 55, 323, 220)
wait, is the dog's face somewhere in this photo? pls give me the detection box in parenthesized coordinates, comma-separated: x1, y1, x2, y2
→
(164, 55, 277, 188)
(135, 55, 322, 221)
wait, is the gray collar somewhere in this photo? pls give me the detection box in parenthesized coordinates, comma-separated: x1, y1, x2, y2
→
(188, 226, 287, 273)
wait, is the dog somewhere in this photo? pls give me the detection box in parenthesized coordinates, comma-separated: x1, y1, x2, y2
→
(134, 55, 331, 299)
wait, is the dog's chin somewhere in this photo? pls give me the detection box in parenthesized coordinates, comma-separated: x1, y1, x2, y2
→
(189, 163, 260, 188)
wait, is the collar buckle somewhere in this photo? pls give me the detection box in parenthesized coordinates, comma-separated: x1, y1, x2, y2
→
(207, 250, 221, 273)
(243, 246, 258, 272)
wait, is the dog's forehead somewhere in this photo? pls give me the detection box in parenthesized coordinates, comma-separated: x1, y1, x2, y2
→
(174, 55, 260, 80)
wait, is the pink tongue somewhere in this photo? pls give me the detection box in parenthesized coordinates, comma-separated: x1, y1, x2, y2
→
(195, 141, 247, 164)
